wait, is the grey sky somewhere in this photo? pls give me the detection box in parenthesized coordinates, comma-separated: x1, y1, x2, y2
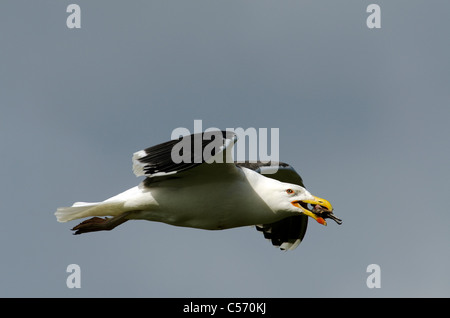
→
(1, 1, 449, 297)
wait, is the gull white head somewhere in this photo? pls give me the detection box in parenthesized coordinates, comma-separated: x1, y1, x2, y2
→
(261, 180, 341, 226)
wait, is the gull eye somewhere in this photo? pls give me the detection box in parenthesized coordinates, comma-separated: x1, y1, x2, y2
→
(286, 189, 294, 194)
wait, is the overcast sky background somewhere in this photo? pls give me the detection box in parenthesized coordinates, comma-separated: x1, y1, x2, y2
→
(1, 1, 449, 297)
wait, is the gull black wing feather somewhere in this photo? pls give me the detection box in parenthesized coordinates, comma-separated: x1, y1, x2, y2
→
(236, 161, 305, 187)
(255, 215, 308, 251)
(236, 161, 309, 251)
(133, 131, 237, 178)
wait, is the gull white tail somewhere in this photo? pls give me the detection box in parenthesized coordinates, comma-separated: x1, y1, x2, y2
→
(55, 186, 147, 223)
(55, 201, 128, 223)
(55, 202, 104, 222)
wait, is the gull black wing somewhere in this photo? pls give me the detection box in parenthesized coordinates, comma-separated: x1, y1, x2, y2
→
(133, 131, 237, 178)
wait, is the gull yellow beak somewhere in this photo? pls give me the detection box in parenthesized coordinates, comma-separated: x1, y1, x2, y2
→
(291, 196, 333, 226)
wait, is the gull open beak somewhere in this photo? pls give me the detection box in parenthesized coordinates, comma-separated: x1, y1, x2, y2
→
(291, 196, 342, 226)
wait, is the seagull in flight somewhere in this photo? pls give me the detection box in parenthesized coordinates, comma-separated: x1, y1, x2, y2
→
(55, 131, 341, 250)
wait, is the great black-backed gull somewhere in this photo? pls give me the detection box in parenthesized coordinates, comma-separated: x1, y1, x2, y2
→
(55, 131, 341, 251)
